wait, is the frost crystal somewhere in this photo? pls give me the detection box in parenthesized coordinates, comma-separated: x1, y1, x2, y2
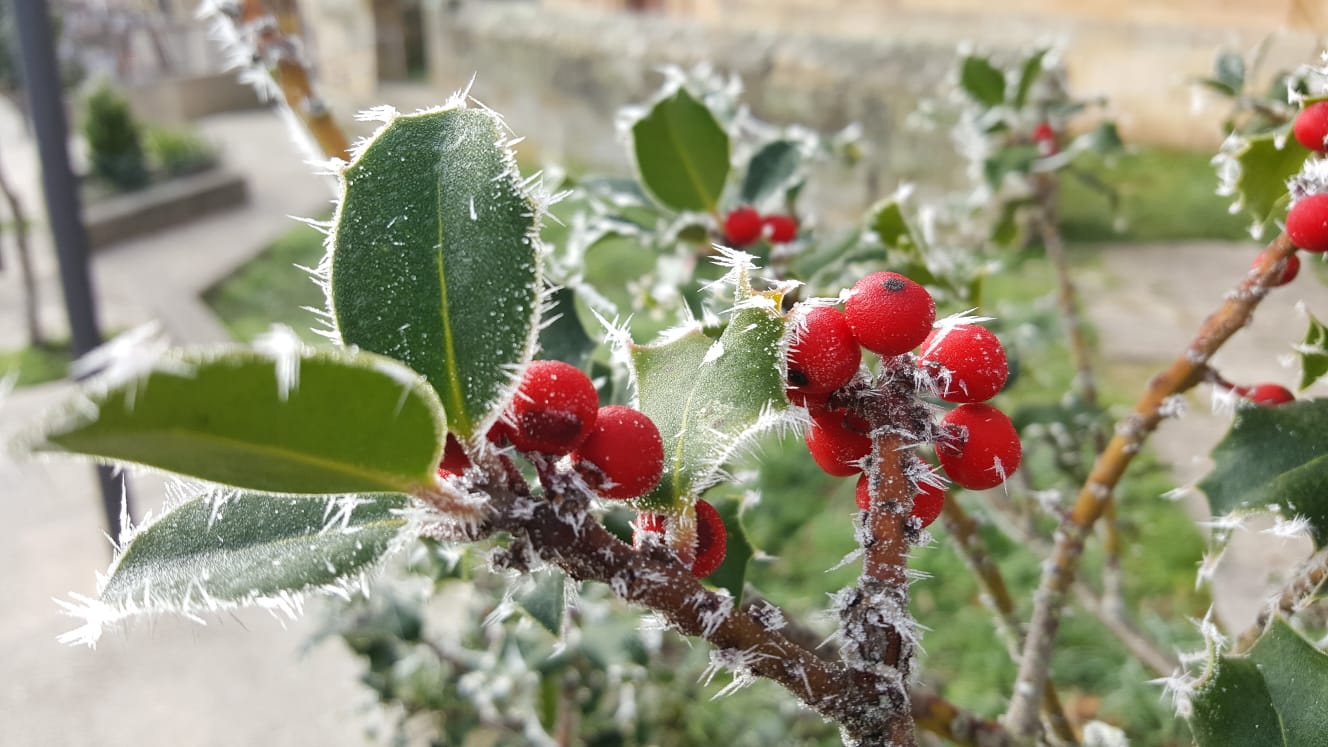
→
(253, 324, 308, 400)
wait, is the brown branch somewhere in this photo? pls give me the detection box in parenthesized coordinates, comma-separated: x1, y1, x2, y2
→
(941, 500, 1079, 744)
(912, 690, 1029, 747)
(234, 0, 352, 162)
(1004, 232, 1297, 736)
(1233, 545, 1328, 654)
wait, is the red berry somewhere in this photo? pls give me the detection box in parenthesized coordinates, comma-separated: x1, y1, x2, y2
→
(1253, 249, 1300, 286)
(845, 272, 937, 357)
(724, 207, 763, 247)
(787, 306, 862, 395)
(1286, 194, 1328, 253)
(1293, 101, 1328, 153)
(786, 387, 832, 413)
(572, 405, 665, 499)
(763, 214, 798, 243)
(1236, 383, 1296, 406)
(936, 404, 1021, 490)
(1032, 121, 1059, 156)
(438, 434, 471, 475)
(633, 512, 666, 549)
(805, 409, 872, 477)
(691, 499, 727, 578)
(508, 360, 599, 455)
(918, 324, 1009, 403)
(853, 470, 946, 528)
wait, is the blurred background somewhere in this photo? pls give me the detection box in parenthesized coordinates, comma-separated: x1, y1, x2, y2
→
(1, 1, 1326, 745)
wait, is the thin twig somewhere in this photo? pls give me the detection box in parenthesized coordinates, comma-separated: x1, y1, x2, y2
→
(0, 145, 42, 347)
(941, 499, 1079, 744)
(1233, 545, 1328, 654)
(1004, 232, 1297, 737)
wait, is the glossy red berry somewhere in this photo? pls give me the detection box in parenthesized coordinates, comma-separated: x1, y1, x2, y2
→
(724, 207, 763, 247)
(508, 360, 599, 455)
(1286, 194, 1328, 253)
(845, 272, 937, 357)
(787, 306, 862, 395)
(438, 434, 471, 476)
(1236, 383, 1296, 406)
(763, 214, 798, 243)
(805, 409, 872, 477)
(936, 404, 1021, 491)
(691, 499, 727, 578)
(633, 512, 666, 549)
(853, 470, 946, 528)
(1293, 101, 1328, 153)
(918, 324, 1009, 403)
(1253, 248, 1300, 286)
(572, 405, 665, 499)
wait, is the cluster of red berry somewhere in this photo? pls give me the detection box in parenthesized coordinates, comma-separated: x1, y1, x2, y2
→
(723, 206, 798, 247)
(438, 361, 729, 578)
(1287, 101, 1328, 254)
(786, 272, 1022, 526)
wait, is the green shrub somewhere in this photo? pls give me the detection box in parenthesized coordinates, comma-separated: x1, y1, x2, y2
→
(82, 84, 148, 191)
(145, 127, 219, 178)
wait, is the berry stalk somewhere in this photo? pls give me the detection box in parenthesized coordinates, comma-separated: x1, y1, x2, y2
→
(1004, 232, 1298, 738)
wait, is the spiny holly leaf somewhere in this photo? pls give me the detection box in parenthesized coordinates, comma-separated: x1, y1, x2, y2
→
(706, 495, 753, 603)
(630, 275, 789, 510)
(539, 287, 596, 372)
(1226, 131, 1310, 229)
(1199, 399, 1328, 547)
(1299, 312, 1328, 390)
(959, 55, 1006, 108)
(516, 569, 566, 636)
(1012, 49, 1048, 109)
(631, 87, 730, 213)
(59, 492, 407, 646)
(740, 140, 801, 207)
(1188, 655, 1285, 746)
(33, 347, 445, 495)
(331, 104, 540, 440)
(1247, 619, 1328, 745)
(1071, 122, 1124, 155)
(1188, 619, 1328, 746)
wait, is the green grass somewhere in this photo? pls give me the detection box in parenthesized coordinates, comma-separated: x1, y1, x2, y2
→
(0, 341, 72, 387)
(1059, 146, 1250, 243)
(202, 221, 327, 342)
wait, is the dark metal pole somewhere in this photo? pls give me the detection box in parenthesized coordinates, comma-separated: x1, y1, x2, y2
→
(13, 0, 130, 543)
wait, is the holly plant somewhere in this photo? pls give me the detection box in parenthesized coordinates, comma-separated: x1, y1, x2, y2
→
(24, 12, 1328, 745)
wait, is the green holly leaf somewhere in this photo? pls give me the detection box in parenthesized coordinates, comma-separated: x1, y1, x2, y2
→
(1189, 619, 1328, 746)
(869, 197, 941, 285)
(539, 287, 596, 372)
(739, 140, 801, 207)
(59, 492, 407, 646)
(331, 104, 541, 440)
(1227, 130, 1310, 229)
(959, 55, 1006, 108)
(516, 569, 566, 636)
(1012, 48, 1048, 109)
(630, 271, 789, 510)
(631, 87, 730, 213)
(1299, 312, 1328, 391)
(1199, 399, 1328, 546)
(33, 345, 445, 495)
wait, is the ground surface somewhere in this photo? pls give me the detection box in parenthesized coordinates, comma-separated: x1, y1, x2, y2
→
(1, 90, 1324, 744)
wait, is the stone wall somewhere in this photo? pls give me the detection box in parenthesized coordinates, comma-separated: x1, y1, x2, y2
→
(421, 1, 964, 214)
(538, 0, 1323, 148)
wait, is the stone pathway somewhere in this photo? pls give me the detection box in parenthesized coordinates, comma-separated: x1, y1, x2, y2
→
(1, 86, 1326, 745)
